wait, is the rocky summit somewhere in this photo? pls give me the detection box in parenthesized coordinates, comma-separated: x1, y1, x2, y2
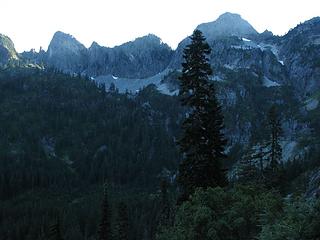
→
(46, 31, 87, 74)
(22, 32, 173, 79)
(0, 34, 19, 66)
(197, 12, 258, 40)
(86, 34, 174, 79)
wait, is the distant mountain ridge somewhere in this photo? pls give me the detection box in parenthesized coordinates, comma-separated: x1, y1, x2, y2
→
(19, 12, 262, 79)
(2, 12, 320, 98)
(22, 31, 174, 79)
(85, 34, 174, 78)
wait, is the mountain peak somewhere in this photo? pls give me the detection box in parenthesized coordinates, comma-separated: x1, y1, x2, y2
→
(285, 16, 320, 39)
(117, 34, 171, 51)
(50, 31, 82, 46)
(305, 16, 320, 25)
(0, 34, 15, 49)
(89, 41, 101, 49)
(197, 12, 258, 40)
(132, 34, 165, 46)
(48, 31, 86, 55)
(217, 12, 242, 21)
(46, 31, 87, 73)
(53, 31, 72, 38)
(0, 33, 19, 65)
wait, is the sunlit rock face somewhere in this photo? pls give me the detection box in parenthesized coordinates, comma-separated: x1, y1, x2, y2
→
(46, 31, 88, 74)
(37, 32, 174, 79)
(0, 34, 19, 66)
(86, 34, 174, 79)
(197, 12, 258, 40)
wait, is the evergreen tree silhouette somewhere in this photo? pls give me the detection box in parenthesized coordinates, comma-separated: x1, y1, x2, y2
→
(177, 29, 227, 201)
(267, 105, 282, 172)
(98, 183, 112, 240)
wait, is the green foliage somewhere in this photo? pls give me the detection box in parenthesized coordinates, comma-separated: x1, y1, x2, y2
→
(236, 145, 264, 183)
(157, 186, 283, 240)
(0, 68, 180, 198)
(259, 198, 320, 240)
(0, 68, 181, 240)
(158, 186, 320, 240)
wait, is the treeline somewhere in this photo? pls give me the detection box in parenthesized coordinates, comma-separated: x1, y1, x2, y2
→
(0, 68, 182, 199)
(0, 67, 182, 239)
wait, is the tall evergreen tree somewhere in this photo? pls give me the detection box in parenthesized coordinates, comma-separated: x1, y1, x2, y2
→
(98, 183, 112, 240)
(177, 29, 227, 200)
(237, 148, 259, 182)
(115, 202, 129, 240)
(267, 105, 282, 172)
(237, 144, 266, 183)
(262, 105, 284, 188)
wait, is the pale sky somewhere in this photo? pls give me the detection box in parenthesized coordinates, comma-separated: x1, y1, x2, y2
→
(1, 0, 319, 52)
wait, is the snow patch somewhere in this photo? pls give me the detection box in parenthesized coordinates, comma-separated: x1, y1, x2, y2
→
(305, 98, 319, 111)
(252, 72, 259, 77)
(94, 69, 171, 95)
(242, 38, 251, 42)
(129, 54, 135, 61)
(258, 43, 279, 57)
(212, 75, 224, 81)
(231, 45, 253, 50)
(263, 77, 281, 87)
(158, 83, 179, 96)
(224, 64, 235, 70)
(257, 43, 284, 65)
(282, 141, 298, 162)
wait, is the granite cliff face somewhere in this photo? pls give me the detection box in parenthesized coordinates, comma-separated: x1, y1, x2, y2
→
(279, 17, 320, 97)
(46, 31, 88, 74)
(169, 13, 286, 87)
(0, 34, 19, 66)
(168, 13, 319, 98)
(25, 32, 173, 79)
(197, 12, 258, 40)
(86, 34, 174, 78)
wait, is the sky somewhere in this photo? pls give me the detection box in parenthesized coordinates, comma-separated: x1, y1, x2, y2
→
(1, 0, 319, 52)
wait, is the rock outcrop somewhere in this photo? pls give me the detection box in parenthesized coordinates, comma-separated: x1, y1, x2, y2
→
(46, 31, 88, 74)
(0, 34, 19, 66)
